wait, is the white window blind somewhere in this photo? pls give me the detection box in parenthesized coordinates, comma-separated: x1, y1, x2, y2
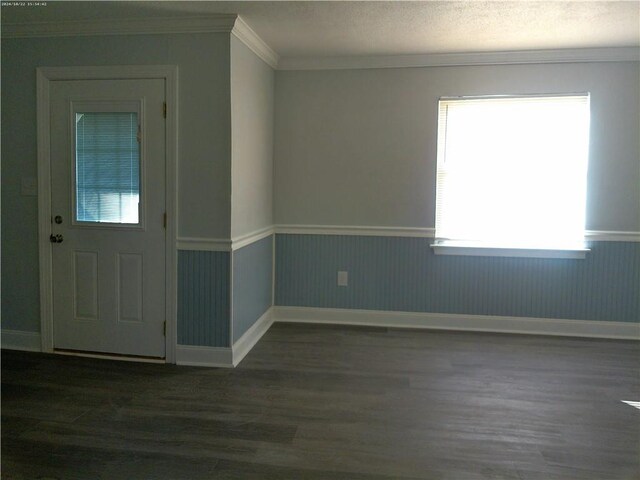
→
(435, 94, 590, 250)
(75, 112, 140, 224)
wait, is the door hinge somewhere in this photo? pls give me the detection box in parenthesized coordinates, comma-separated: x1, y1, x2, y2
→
(163, 321, 166, 337)
(163, 102, 167, 119)
(163, 212, 167, 229)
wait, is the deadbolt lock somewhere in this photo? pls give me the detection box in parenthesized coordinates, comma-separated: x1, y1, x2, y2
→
(54, 215, 63, 224)
(49, 234, 64, 244)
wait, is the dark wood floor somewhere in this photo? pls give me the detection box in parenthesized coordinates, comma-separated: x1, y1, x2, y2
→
(2, 323, 639, 479)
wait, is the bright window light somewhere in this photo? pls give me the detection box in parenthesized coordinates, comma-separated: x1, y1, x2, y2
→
(622, 400, 640, 410)
(435, 95, 590, 249)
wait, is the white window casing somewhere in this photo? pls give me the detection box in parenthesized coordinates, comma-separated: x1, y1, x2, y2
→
(432, 94, 591, 259)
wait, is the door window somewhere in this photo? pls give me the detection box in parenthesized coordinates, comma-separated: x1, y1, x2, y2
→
(73, 101, 143, 226)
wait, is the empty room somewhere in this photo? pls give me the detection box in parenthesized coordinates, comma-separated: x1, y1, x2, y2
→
(1, 1, 639, 478)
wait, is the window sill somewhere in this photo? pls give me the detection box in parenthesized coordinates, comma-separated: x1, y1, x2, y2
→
(430, 241, 590, 259)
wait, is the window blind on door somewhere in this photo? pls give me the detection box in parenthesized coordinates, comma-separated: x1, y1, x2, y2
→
(75, 112, 140, 224)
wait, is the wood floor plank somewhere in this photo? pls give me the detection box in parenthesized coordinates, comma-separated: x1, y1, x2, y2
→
(1, 438, 219, 480)
(2, 324, 639, 479)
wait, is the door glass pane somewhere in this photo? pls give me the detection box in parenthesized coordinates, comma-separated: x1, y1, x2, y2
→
(75, 112, 140, 224)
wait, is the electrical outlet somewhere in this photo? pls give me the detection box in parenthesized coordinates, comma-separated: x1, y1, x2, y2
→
(337, 271, 348, 287)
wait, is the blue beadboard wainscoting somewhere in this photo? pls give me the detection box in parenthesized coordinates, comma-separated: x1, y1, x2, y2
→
(275, 235, 640, 323)
(176, 234, 274, 366)
(232, 235, 273, 342)
(177, 250, 231, 347)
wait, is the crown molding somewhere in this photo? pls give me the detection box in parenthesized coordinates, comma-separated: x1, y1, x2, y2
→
(3, 15, 636, 72)
(231, 16, 279, 69)
(2, 13, 279, 68)
(277, 47, 640, 71)
(1, 14, 238, 38)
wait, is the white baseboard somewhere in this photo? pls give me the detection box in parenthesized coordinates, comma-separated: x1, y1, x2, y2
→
(272, 306, 640, 340)
(1, 330, 42, 351)
(175, 308, 275, 368)
(232, 308, 274, 366)
(175, 344, 233, 367)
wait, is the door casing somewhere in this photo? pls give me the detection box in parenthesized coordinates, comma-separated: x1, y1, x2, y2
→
(37, 65, 178, 363)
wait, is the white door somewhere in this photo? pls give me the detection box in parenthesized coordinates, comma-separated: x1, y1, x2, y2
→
(50, 79, 166, 358)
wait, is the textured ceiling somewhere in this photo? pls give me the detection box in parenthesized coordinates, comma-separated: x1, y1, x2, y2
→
(2, 1, 638, 57)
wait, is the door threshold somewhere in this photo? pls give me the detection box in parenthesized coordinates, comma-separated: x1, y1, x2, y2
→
(53, 348, 166, 364)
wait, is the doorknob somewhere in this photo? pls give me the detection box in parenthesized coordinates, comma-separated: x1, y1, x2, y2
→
(49, 234, 64, 243)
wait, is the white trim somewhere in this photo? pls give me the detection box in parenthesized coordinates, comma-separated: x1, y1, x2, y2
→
(37, 65, 179, 362)
(175, 344, 233, 368)
(232, 308, 274, 366)
(585, 230, 640, 242)
(177, 227, 274, 252)
(2, 15, 237, 38)
(53, 350, 165, 363)
(272, 231, 276, 306)
(231, 226, 274, 250)
(35, 65, 180, 82)
(275, 224, 436, 237)
(36, 68, 54, 353)
(274, 225, 640, 243)
(177, 237, 232, 252)
(231, 17, 279, 69)
(165, 65, 179, 365)
(430, 243, 589, 259)
(272, 306, 640, 340)
(175, 309, 274, 369)
(278, 47, 640, 71)
(1, 330, 42, 352)
(229, 244, 235, 348)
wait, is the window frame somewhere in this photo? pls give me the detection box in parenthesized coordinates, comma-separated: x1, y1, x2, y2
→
(70, 99, 146, 230)
(430, 93, 591, 259)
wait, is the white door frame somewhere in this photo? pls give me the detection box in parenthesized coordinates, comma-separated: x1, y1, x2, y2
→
(36, 65, 179, 363)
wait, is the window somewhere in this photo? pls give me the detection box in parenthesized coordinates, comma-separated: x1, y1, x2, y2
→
(75, 111, 141, 224)
(433, 94, 590, 257)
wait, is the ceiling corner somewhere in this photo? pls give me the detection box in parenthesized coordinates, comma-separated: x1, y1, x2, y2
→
(232, 16, 279, 69)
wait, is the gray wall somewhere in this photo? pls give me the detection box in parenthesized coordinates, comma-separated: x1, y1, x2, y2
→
(230, 35, 275, 238)
(1, 33, 232, 332)
(273, 61, 639, 324)
(274, 62, 640, 232)
(229, 37, 275, 343)
(3, 34, 637, 337)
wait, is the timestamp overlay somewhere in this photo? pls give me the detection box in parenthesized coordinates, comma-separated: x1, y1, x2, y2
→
(1, 2, 48, 7)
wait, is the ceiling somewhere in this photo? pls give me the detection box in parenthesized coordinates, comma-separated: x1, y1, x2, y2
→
(2, 1, 639, 57)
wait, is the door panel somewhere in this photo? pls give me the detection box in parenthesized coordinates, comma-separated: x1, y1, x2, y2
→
(73, 251, 99, 320)
(50, 79, 166, 358)
(117, 252, 144, 323)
